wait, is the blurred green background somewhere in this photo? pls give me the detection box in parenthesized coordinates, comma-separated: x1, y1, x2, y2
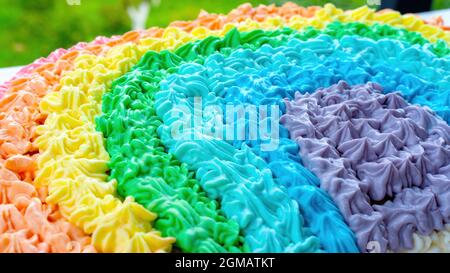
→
(0, 0, 449, 67)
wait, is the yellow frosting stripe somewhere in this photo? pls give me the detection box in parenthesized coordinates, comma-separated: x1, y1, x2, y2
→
(137, 5, 450, 51)
(300, 5, 450, 44)
(33, 4, 450, 253)
(35, 44, 176, 253)
(343, 5, 449, 43)
(225, 4, 450, 45)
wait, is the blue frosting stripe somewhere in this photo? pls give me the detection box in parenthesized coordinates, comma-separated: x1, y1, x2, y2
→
(157, 61, 359, 253)
(155, 74, 323, 253)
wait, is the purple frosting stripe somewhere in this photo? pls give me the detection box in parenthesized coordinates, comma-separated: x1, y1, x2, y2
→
(281, 81, 450, 252)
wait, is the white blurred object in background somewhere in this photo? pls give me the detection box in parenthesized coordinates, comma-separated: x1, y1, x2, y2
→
(418, 8, 450, 25)
(128, 0, 162, 30)
(0, 66, 23, 85)
(128, 1, 150, 30)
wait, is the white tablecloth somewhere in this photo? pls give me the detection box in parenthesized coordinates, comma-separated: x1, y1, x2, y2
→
(418, 8, 450, 23)
(0, 66, 23, 85)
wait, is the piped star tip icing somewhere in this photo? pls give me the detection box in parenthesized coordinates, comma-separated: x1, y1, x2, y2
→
(1, 2, 449, 253)
(282, 81, 449, 252)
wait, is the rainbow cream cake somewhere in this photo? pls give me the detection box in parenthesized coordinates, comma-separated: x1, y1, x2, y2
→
(0, 3, 449, 253)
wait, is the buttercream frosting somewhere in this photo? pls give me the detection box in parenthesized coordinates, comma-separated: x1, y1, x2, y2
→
(281, 81, 449, 252)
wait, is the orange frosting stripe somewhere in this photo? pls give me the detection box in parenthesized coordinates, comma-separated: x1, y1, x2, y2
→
(169, 2, 319, 31)
(0, 54, 98, 252)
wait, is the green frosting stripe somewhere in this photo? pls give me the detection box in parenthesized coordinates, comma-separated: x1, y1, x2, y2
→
(97, 78, 247, 253)
(312, 21, 450, 57)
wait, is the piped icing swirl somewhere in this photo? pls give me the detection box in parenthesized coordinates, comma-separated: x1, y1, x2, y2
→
(281, 81, 450, 252)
